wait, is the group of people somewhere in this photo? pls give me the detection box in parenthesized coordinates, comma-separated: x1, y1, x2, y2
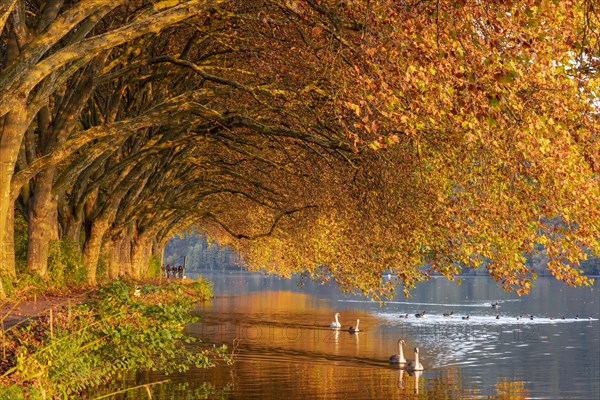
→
(163, 264, 185, 279)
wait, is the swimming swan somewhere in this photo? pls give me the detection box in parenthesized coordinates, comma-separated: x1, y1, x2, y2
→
(406, 347, 424, 371)
(349, 319, 360, 333)
(389, 339, 406, 365)
(330, 313, 341, 329)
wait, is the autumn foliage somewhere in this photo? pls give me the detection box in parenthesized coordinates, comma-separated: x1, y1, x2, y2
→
(0, 1, 598, 298)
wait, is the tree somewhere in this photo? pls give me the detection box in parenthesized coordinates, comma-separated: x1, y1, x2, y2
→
(0, 0, 223, 293)
(1, 0, 598, 299)
(193, 0, 600, 297)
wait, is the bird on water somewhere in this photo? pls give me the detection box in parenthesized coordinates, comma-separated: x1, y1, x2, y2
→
(389, 339, 406, 365)
(330, 313, 341, 329)
(406, 347, 424, 371)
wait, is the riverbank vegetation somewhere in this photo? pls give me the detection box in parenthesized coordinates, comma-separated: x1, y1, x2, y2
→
(0, 279, 229, 399)
(0, 1, 598, 300)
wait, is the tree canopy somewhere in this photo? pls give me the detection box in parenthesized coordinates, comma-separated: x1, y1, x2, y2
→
(0, 0, 598, 299)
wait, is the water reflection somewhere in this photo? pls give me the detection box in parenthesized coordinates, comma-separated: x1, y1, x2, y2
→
(99, 273, 599, 399)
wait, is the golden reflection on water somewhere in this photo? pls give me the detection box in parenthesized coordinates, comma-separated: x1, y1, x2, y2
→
(98, 289, 539, 399)
(182, 291, 530, 399)
(495, 380, 530, 400)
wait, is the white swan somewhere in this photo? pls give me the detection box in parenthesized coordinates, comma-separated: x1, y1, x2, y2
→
(349, 319, 360, 333)
(330, 313, 341, 329)
(389, 339, 406, 365)
(406, 347, 424, 371)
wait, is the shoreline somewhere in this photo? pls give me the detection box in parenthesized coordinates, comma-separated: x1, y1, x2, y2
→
(0, 278, 230, 399)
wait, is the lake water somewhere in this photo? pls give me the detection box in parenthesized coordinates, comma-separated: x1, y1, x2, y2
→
(110, 272, 599, 399)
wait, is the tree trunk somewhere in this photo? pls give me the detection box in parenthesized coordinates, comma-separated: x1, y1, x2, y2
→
(131, 238, 151, 279)
(81, 162, 150, 284)
(153, 239, 164, 276)
(82, 220, 108, 285)
(0, 107, 27, 281)
(26, 167, 58, 278)
(0, 202, 17, 279)
(105, 234, 131, 279)
(102, 239, 115, 279)
(62, 213, 82, 250)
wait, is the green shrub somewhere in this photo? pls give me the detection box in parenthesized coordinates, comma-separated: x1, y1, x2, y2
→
(47, 239, 87, 290)
(13, 210, 28, 273)
(148, 255, 162, 278)
(0, 279, 229, 399)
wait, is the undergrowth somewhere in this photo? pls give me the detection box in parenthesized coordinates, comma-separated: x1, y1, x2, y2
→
(0, 278, 229, 399)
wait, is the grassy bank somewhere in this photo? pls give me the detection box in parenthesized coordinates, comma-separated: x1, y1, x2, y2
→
(0, 278, 229, 399)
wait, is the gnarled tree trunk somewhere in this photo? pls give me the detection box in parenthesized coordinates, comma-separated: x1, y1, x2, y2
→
(105, 232, 132, 279)
(0, 202, 17, 279)
(82, 219, 111, 285)
(0, 107, 27, 280)
(131, 232, 153, 279)
(26, 167, 58, 278)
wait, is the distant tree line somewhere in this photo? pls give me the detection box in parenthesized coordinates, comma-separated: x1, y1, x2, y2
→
(460, 254, 599, 277)
(164, 232, 243, 272)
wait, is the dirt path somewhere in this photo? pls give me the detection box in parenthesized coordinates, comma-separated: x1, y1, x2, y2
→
(0, 279, 171, 331)
(1, 292, 89, 330)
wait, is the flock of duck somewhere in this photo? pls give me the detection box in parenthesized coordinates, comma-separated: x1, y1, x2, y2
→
(398, 301, 592, 321)
(329, 313, 424, 371)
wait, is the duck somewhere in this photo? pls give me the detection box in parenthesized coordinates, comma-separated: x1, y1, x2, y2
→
(399, 313, 409, 319)
(443, 311, 454, 317)
(496, 315, 500, 319)
(330, 313, 342, 329)
(491, 301, 500, 308)
(349, 319, 360, 333)
(389, 339, 406, 365)
(462, 315, 470, 320)
(530, 315, 534, 320)
(415, 311, 426, 318)
(406, 347, 424, 371)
